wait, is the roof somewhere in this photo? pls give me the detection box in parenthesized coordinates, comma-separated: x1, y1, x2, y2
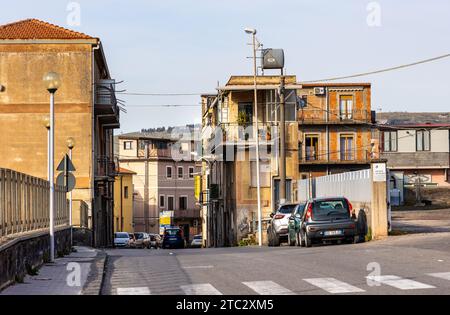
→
(377, 112, 450, 126)
(300, 82, 371, 87)
(118, 131, 179, 141)
(116, 167, 136, 175)
(0, 18, 95, 40)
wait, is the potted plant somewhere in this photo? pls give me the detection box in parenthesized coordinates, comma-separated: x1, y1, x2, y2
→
(237, 111, 250, 140)
(266, 124, 272, 141)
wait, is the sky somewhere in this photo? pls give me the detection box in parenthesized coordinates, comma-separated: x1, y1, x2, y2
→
(2, 0, 450, 133)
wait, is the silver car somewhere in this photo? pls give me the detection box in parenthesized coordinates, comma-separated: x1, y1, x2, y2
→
(267, 203, 299, 246)
(190, 234, 203, 248)
(114, 232, 130, 248)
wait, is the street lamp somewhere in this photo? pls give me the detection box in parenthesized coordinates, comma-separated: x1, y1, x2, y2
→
(66, 137, 75, 248)
(42, 116, 50, 181)
(43, 71, 61, 263)
(245, 27, 263, 247)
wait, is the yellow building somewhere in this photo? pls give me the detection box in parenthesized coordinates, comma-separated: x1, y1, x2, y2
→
(0, 19, 120, 247)
(114, 168, 136, 233)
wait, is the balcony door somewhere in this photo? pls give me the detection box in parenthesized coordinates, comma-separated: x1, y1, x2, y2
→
(340, 134, 354, 160)
(305, 135, 319, 161)
(339, 95, 353, 120)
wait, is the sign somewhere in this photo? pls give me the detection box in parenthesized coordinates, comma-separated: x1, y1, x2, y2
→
(194, 175, 201, 200)
(373, 163, 386, 182)
(57, 154, 76, 172)
(160, 211, 173, 227)
(404, 174, 432, 184)
(56, 172, 76, 192)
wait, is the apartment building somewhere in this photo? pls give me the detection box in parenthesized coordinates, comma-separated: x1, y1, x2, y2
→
(114, 167, 136, 233)
(378, 122, 450, 204)
(200, 76, 375, 246)
(117, 130, 201, 241)
(0, 19, 120, 247)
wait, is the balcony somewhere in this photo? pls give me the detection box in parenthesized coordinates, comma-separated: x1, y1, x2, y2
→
(298, 109, 371, 124)
(299, 149, 372, 165)
(94, 79, 120, 129)
(172, 209, 201, 219)
(208, 123, 276, 150)
(96, 155, 116, 181)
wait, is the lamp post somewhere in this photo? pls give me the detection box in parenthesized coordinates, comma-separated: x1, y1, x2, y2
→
(245, 27, 263, 247)
(42, 116, 50, 181)
(43, 71, 61, 263)
(66, 137, 75, 247)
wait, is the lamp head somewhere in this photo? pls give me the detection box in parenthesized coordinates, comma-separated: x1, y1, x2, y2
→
(66, 137, 76, 150)
(42, 116, 50, 130)
(43, 72, 61, 93)
(244, 28, 256, 35)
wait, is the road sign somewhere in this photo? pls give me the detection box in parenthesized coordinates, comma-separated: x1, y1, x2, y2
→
(57, 154, 76, 172)
(56, 172, 76, 192)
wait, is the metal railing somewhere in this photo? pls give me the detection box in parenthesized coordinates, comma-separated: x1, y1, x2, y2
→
(299, 148, 371, 163)
(298, 109, 371, 124)
(0, 168, 69, 242)
(96, 156, 116, 178)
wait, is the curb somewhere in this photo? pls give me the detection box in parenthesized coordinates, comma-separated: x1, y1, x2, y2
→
(81, 250, 108, 295)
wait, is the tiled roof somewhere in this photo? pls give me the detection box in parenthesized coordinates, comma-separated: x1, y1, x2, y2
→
(0, 18, 95, 40)
(116, 167, 136, 175)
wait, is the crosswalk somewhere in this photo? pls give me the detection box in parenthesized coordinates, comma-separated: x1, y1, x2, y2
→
(116, 272, 450, 295)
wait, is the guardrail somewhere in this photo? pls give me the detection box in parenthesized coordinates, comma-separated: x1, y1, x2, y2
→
(0, 168, 69, 242)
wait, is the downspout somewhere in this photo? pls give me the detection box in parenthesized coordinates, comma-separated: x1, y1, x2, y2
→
(326, 87, 330, 174)
(92, 42, 100, 246)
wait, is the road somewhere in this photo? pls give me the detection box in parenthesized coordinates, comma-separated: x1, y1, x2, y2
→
(102, 232, 450, 295)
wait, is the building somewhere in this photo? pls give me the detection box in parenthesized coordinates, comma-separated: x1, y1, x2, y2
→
(200, 76, 375, 246)
(0, 19, 120, 247)
(378, 121, 450, 205)
(114, 167, 136, 233)
(117, 129, 201, 241)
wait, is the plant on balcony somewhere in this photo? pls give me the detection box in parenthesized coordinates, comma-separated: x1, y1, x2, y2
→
(237, 111, 250, 140)
(266, 124, 272, 141)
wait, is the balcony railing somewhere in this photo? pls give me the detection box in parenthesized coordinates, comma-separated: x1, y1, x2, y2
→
(298, 109, 371, 124)
(96, 156, 116, 179)
(94, 79, 120, 128)
(138, 147, 172, 158)
(299, 149, 371, 164)
(211, 123, 277, 143)
(172, 209, 201, 219)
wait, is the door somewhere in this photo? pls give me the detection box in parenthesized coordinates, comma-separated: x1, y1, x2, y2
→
(273, 179, 292, 209)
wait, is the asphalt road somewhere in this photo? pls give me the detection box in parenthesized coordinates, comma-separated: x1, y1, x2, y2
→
(102, 232, 450, 295)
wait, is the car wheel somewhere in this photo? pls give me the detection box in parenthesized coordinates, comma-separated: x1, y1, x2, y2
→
(273, 231, 280, 247)
(304, 232, 312, 248)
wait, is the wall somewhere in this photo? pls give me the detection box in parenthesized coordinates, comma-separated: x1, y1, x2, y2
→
(0, 228, 71, 291)
(113, 173, 134, 233)
(0, 43, 94, 225)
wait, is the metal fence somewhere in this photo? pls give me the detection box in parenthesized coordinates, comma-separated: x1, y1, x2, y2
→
(298, 169, 372, 203)
(0, 168, 69, 241)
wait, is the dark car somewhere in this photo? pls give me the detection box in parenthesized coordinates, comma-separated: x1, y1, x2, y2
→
(162, 227, 185, 249)
(299, 197, 357, 247)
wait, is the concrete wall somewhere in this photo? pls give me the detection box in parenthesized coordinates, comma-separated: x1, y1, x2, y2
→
(0, 228, 71, 290)
(114, 173, 134, 233)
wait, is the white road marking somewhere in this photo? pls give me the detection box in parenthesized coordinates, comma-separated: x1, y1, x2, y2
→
(428, 272, 450, 281)
(242, 281, 295, 295)
(180, 283, 222, 295)
(366, 275, 435, 290)
(182, 265, 214, 269)
(303, 278, 365, 294)
(116, 287, 151, 295)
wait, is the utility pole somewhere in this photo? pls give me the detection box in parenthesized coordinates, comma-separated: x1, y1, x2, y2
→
(144, 142, 149, 232)
(279, 74, 286, 205)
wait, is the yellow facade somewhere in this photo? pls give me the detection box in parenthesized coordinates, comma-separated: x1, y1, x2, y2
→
(114, 169, 135, 233)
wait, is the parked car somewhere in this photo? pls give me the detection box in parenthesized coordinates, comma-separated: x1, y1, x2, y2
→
(267, 203, 301, 246)
(287, 203, 306, 246)
(114, 232, 131, 248)
(299, 197, 357, 247)
(133, 232, 151, 249)
(162, 227, 185, 249)
(149, 233, 162, 249)
(128, 233, 137, 248)
(190, 234, 203, 248)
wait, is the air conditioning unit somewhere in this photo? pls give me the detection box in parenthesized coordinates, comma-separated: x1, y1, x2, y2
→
(314, 87, 325, 95)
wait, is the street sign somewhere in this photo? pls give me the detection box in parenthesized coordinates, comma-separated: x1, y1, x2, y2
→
(373, 163, 386, 182)
(56, 172, 76, 192)
(57, 154, 76, 172)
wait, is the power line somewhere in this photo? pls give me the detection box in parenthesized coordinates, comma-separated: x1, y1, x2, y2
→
(300, 53, 450, 83)
(117, 92, 203, 96)
(126, 104, 200, 107)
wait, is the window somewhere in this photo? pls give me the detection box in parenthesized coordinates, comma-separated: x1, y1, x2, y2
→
(251, 160, 270, 187)
(178, 166, 184, 179)
(265, 89, 297, 122)
(339, 95, 353, 120)
(305, 135, 319, 161)
(124, 186, 129, 199)
(167, 196, 174, 210)
(189, 166, 195, 178)
(416, 130, 430, 151)
(383, 131, 398, 152)
(166, 166, 173, 179)
(123, 141, 133, 150)
(179, 196, 187, 210)
(159, 195, 165, 208)
(340, 134, 354, 160)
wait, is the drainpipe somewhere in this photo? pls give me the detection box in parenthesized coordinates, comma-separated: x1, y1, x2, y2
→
(325, 87, 329, 174)
(92, 43, 100, 246)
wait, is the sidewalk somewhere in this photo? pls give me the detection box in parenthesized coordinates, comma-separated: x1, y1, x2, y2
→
(0, 246, 104, 295)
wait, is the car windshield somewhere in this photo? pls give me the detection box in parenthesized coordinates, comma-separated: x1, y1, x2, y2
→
(278, 204, 297, 214)
(165, 229, 181, 236)
(194, 235, 202, 240)
(134, 233, 143, 239)
(115, 232, 128, 239)
(295, 204, 306, 215)
(313, 199, 349, 218)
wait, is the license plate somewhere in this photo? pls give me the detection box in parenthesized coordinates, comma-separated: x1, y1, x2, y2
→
(324, 230, 343, 236)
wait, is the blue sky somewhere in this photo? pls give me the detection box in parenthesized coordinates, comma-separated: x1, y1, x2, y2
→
(2, 0, 450, 133)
